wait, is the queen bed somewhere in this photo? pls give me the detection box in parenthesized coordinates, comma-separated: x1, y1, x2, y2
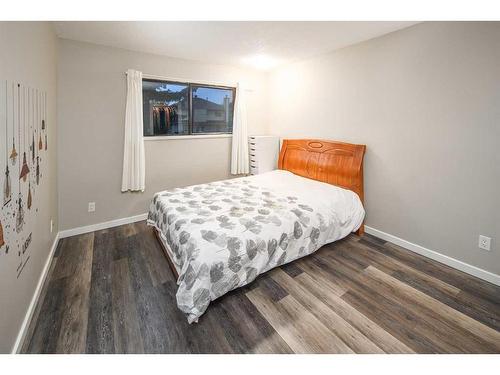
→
(147, 139, 366, 323)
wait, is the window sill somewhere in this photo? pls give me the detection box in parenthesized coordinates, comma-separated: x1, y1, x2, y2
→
(143, 134, 232, 141)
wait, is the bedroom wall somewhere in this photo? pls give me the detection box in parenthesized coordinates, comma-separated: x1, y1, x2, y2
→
(0, 22, 58, 353)
(268, 22, 500, 275)
(57, 39, 269, 231)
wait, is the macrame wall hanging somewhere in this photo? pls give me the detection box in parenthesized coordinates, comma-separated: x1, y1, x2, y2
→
(0, 80, 48, 277)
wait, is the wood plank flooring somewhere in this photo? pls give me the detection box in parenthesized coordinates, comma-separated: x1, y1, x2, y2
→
(22, 222, 500, 353)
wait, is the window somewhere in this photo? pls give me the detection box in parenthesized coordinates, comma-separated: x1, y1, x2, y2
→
(143, 79, 235, 137)
(191, 85, 234, 134)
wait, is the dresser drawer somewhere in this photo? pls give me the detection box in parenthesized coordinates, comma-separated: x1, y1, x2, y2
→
(249, 165, 259, 175)
(247, 135, 279, 175)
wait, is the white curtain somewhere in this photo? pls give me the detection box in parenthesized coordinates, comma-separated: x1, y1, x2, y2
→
(231, 83, 249, 175)
(121, 69, 145, 192)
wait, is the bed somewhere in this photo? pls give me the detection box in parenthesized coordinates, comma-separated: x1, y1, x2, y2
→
(147, 139, 366, 323)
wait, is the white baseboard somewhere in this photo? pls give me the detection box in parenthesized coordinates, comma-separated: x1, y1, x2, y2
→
(365, 226, 500, 286)
(59, 213, 148, 239)
(11, 232, 60, 354)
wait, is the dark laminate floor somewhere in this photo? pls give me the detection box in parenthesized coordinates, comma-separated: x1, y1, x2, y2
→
(22, 222, 500, 353)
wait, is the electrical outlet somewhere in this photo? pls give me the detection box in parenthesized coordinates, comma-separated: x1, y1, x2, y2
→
(50, 219, 53, 233)
(478, 235, 491, 251)
(88, 202, 96, 213)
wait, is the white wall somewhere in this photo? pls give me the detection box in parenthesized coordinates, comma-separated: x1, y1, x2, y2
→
(57, 39, 269, 230)
(0, 22, 58, 353)
(268, 22, 500, 275)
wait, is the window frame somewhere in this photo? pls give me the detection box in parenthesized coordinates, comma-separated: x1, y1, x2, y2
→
(142, 78, 236, 138)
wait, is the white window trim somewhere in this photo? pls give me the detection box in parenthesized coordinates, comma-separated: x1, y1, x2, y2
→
(143, 134, 232, 141)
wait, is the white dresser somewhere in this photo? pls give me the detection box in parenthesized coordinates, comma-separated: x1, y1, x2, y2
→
(248, 135, 280, 175)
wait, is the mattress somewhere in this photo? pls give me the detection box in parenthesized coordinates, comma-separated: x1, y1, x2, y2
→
(147, 170, 365, 323)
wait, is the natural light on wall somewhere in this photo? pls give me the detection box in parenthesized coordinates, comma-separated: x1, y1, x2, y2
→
(242, 54, 281, 70)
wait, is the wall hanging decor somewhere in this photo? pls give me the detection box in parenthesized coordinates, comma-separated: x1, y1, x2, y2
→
(35, 156, 39, 185)
(36, 89, 41, 185)
(20, 153, 29, 182)
(16, 86, 26, 234)
(27, 182, 32, 210)
(1, 80, 48, 275)
(44, 91, 47, 151)
(0, 219, 5, 248)
(19, 87, 29, 182)
(9, 139, 18, 165)
(9, 83, 18, 166)
(4, 81, 12, 206)
(9, 138, 17, 165)
(31, 91, 35, 165)
(43, 91, 47, 151)
(0, 84, 6, 244)
(41, 91, 45, 131)
(3, 165, 10, 206)
(15, 193, 24, 233)
(38, 90, 43, 151)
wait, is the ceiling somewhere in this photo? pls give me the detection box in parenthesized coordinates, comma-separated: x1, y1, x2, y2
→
(53, 21, 418, 71)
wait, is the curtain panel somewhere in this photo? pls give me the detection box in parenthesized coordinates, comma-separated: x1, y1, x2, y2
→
(231, 83, 249, 175)
(121, 69, 145, 192)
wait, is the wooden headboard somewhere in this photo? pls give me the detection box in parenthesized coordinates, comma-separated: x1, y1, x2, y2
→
(278, 139, 366, 233)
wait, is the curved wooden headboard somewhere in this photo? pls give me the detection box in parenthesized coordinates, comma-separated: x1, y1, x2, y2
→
(278, 139, 366, 233)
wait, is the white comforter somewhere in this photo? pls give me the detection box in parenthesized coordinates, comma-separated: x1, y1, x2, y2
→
(147, 170, 365, 323)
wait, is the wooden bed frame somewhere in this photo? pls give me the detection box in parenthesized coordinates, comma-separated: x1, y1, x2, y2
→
(153, 138, 366, 279)
(278, 139, 366, 235)
(154, 228, 180, 279)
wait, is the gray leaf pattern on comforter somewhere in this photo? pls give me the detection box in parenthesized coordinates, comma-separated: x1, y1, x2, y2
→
(147, 177, 333, 323)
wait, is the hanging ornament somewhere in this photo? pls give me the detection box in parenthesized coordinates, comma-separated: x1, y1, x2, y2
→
(30, 89, 34, 164)
(31, 89, 36, 162)
(20, 152, 29, 182)
(4, 81, 12, 206)
(3, 165, 11, 205)
(20, 86, 30, 182)
(16, 194, 24, 233)
(10, 139, 17, 166)
(0, 219, 5, 248)
(44, 92, 48, 150)
(36, 156, 40, 185)
(31, 133, 35, 164)
(42, 92, 46, 130)
(37, 89, 43, 150)
(27, 182, 32, 210)
(10, 84, 18, 165)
